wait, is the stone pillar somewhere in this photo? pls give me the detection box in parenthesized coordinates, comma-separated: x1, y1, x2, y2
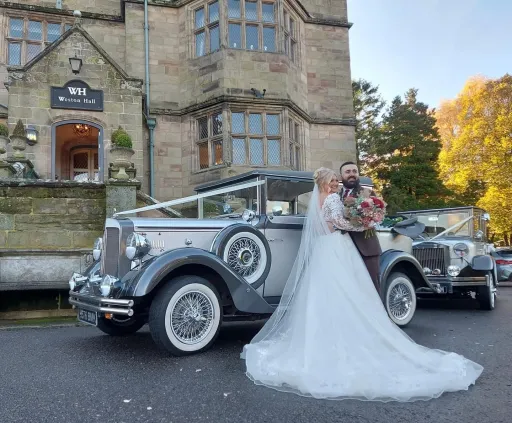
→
(105, 180, 141, 218)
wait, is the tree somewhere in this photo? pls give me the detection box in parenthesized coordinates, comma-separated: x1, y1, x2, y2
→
(365, 89, 456, 213)
(437, 74, 512, 242)
(352, 79, 386, 164)
(478, 186, 512, 246)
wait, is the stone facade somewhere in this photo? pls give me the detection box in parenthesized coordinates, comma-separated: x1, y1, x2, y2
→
(5, 27, 144, 180)
(0, 0, 356, 294)
(0, 0, 355, 199)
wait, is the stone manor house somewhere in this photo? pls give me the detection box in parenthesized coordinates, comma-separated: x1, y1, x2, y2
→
(0, 0, 355, 310)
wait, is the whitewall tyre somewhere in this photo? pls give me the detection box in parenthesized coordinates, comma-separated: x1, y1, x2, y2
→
(385, 272, 417, 327)
(149, 276, 222, 356)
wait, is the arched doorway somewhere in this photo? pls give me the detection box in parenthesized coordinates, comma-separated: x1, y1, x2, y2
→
(51, 120, 104, 181)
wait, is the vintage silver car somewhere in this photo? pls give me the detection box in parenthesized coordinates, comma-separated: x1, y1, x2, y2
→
(69, 170, 438, 356)
(397, 206, 498, 310)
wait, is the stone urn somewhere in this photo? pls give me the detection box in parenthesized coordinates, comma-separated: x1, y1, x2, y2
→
(9, 136, 27, 159)
(110, 146, 135, 180)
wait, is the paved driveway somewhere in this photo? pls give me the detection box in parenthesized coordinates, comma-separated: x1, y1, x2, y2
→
(0, 290, 511, 423)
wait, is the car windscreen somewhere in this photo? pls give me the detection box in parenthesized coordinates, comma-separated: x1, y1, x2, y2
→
(406, 211, 471, 238)
(266, 178, 314, 216)
(201, 180, 259, 218)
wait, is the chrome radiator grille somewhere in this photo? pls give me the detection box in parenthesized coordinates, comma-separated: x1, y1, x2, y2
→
(413, 245, 447, 275)
(100, 227, 120, 275)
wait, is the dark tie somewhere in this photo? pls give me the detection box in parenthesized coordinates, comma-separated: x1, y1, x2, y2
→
(343, 189, 350, 199)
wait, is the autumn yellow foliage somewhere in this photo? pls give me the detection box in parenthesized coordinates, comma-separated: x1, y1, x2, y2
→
(436, 75, 512, 241)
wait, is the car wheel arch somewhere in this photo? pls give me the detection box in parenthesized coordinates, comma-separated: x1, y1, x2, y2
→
(384, 261, 425, 290)
(380, 251, 428, 291)
(149, 263, 231, 306)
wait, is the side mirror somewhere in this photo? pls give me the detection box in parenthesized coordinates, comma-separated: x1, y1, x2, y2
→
(483, 213, 490, 221)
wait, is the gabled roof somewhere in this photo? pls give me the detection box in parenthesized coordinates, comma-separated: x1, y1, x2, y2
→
(7, 23, 142, 84)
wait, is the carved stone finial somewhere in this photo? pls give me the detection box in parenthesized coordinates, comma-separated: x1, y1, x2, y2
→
(73, 10, 82, 26)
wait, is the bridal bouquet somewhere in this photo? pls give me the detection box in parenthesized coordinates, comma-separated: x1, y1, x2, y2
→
(343, 192, 387, 238)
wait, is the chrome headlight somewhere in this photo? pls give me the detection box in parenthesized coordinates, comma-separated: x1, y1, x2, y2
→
(100, 275, 118, 297)
(126, 233, 151, 260)
(448, 265, 461, 277)
(69, 272, 87, 291)
(453, 243, 469, 258)
(93, 237, 103, 261)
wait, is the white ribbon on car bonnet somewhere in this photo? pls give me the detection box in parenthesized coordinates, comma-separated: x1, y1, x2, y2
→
(113, 179, 265, 217)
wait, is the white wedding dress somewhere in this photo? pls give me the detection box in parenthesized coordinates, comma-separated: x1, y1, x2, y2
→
(241, 188, 483, 402)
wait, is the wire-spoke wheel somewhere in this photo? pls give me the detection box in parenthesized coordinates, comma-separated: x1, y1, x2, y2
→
(149, 276, 222, 356)
(385, 272, 417, 327)
(212, 225, 272, 289)
(222, 232, 267, 285)
(170, 291, 215, 345)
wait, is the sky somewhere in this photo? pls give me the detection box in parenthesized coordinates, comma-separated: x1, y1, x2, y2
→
(347, 0, 512, 109)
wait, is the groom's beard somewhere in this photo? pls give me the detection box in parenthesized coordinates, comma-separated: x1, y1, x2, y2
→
(342, 179, 359, 190)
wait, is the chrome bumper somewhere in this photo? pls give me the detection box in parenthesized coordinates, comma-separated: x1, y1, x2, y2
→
(427, 275, 489, 288)
(69, 290, 134, 317)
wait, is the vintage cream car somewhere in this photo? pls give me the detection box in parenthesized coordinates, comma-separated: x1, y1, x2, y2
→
(69, 170, 437, 356)
(398, 207, 498, 310)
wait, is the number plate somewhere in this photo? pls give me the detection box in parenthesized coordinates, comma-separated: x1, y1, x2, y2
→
(78, 309, 98, 326)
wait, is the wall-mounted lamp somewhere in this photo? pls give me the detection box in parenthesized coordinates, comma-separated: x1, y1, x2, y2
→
(69, 55, 83, 75)
(25, 125, 39, 146)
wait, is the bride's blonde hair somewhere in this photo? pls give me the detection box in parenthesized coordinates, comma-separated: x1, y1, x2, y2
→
(313, 167, 336, 191)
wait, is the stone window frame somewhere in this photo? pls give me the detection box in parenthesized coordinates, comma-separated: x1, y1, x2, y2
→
(282, 5, 299, 64)
(227, 0, 277, 53)
(196, 110, 224, 170)
(5, 14, 72, 66)
(229, 109, 283, 167)
(287, 114, 302, 170)
(189, 0, 302, 59)
(193, 0, 221, 57)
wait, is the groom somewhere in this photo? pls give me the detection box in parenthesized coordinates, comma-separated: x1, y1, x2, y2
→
(339, 162, 382, 294)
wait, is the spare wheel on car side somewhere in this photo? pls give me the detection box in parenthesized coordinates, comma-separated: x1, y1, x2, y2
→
(211, 224, 271, 289)
(149, 276, 222, 356)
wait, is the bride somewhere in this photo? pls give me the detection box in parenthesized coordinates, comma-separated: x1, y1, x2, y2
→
(241, 167, 483, 402)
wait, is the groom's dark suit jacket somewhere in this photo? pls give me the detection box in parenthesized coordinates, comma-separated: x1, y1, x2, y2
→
(340, 185, 382, 293)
